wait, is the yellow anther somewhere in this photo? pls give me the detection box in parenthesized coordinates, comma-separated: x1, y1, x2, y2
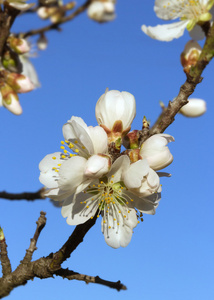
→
(61, 141, 65, 145)
(131, 199, 134, 202)
(138, 221, 140, 223)
(52, 167, 56, 170)
(69, 154, 73, 157)
(118, 211, 121, 213)
(74, 140, 78, 144)
(80, 202, 83, 204)
(117, 223, 120, 225)
(82, 146, 86, 149)
(108, 226, 111, 229)
(75, 149, 79, 153)
(103, 220, 106, 224)
(113, 218, 116, 221)
(111, 181, 113, 184)
(57, 164, 61, 167)
(60, 146, 65, 149)
(98, 185, 100, 187)
(91, 216, 93, 219)
(97, 215, 100, 218)
(113, 201, 115, 204)
(121, 187, 124, 189)
(126, 202, 129, 205)
(128, 211, 130, 213)
(55, 170, 59, 172)
(124, 215, 126, 218)
(69, 143, 74, 148)
(52, 156, 56, 160)
(86, 206, 89, 208)
(61, 155, 66, 158)
(111, 175, 114, 178)
(84, 201, 86, 204)
(65, 140, 69, 143)
(64, 150, 67, 153)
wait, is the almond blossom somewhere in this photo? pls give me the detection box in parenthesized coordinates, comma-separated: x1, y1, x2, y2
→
(141, 0, 214, 41)
(61, 156, 161, 248)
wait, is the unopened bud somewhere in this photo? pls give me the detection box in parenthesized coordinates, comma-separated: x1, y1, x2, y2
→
(0, 227, 5, 241)
(180, 40, 202, 73)
(179, 98, 206, 118)
(123, 130, 139, 149)
(37, 7, 50, 19)
(2, 50, 22, 73)
(5, 73, 34, 93)
(50, 10, 64, 23)
(64, 1, 76, 10)
(37, 34, 48, 50)
(8, 36, 30, 54)
(0, 82, 22, 115)
(142, 116, 150, 128)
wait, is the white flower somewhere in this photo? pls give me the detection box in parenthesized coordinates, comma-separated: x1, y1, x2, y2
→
(95, 90, 136, 143)
(141, 0, 214, 41)
(39, 117, 110, 200)
(87, 0, 116, 22)
(61, 156, 161, 248)
(179, 98, 206, 117)
(19, 55, 40, 88)
(140, 134, 174, 171)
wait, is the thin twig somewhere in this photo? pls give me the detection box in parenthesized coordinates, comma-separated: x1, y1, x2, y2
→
(0, 228, 12, 277)
(21, 212, 47, 264)
(21, 0, 91, 38)
(0, 188, 46, 201)
(55, 268, 127, 291)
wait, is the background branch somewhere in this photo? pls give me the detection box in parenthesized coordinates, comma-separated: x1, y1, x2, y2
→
(0, 188, 46, 201)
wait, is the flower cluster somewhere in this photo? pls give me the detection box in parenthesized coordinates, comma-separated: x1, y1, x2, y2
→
(0, 36, 39, 115)
(39, 90, 174, 248)
(142, 0, 214, 41)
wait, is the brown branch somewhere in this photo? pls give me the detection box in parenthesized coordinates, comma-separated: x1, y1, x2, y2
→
(0, 6, 20, 56)
(0, 188, 46, 201)
(150, 21, 214, 136)
(22, 0, 91, 38)
(0, 210, 124, 298)
(55, 268, 127, 291)
(0, 228, 12, 277)
(21, 212, 47, 264)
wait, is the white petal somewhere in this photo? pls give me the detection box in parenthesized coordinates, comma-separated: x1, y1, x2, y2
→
(189, 24, 205, 40)
(58, 156, 87, 191)
(84, 155, 110, 178)
(62, 194, 98, 225)
(108, 155, 130, 183)
(101, 208, 137, 248)
(123, 159, 150, 189)
(87, 126, 108, 154)
(135, 193, 161, 215)
(39, 152, 62, 188)
(141, 20, 188, 41)
(19, 55, 40, 88)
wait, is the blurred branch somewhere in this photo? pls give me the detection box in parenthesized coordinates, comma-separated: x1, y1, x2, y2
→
(0, 210, 125, 298)
(0, 188, 46, 201)
(21, 0, 91, 38)
(149, 22, 214, 137)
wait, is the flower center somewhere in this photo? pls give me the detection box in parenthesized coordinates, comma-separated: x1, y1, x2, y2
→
(164, 0, 208, 20)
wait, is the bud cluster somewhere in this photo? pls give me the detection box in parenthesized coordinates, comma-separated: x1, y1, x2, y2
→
(0, 36, 37, 115)
(87, 0, 116, 22)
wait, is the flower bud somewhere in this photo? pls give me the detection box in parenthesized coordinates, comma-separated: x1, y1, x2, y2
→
(37, 34, 48, 50)
(5, 73, 34, 93)
(8, 36, 30, 54)
(95, 89, 136, 146)
(37, 7, 50, 19)
(64, 1, 76, 11)
(0, 227, 5, 241)
(0, 83, 22, 115)
(179, 98, 206, 117)
(87, 1, 115, 23)
(123, 130, 139, 149)
(84, 154, 111, 178)
(180, 40, 202, 73)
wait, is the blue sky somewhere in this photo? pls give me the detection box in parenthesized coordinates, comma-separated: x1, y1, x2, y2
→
(1, 1, 214, 299)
